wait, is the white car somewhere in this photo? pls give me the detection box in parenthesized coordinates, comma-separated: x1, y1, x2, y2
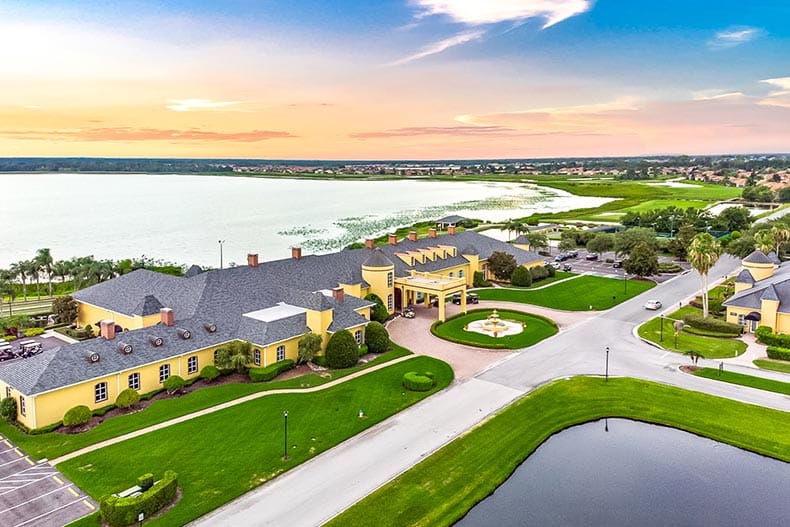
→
(644, 300, 662, 310)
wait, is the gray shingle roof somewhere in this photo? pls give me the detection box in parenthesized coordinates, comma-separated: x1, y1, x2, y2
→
(362, 248, 394, 268)
(724, 261, 790, 312)
(436, 215, 466, 224)
(761, 285, 780, 301)
(512, 235, 529, 245)
(734, 269, 754, 284)
(767, 251, 782, 265)
(743, 250, 772, 264)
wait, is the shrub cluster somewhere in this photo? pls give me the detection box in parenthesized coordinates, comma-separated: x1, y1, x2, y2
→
(115, 388, 140, 409)
(364, 321, 389, 354)
(756, 326, 790, 348)
(511, 266, 533, 287)
(472, 271, 491, 288)
(23, 327, 45, 337)
(199, 365, 220, 382)
(530, 265, 550, 281)
(0, 397, 17, 423)
(402, 371, 435, 392)
(325, 329, 359, 369)
(681, 313, 741, 336)
(163, 375, 185, 394)
(248, 359, 295, 382)
(658, 262, 683, 273)
(100, 471, 178, 527)
(311, 355, 328, 367)
(63, 405, 92, 427)
(766, 346, 790, 361)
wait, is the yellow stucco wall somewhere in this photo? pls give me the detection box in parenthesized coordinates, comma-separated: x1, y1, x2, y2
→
(251, 336, 301, 367)
(743, 262, 775, 282)
(362, 263, 395, 314)
(734, 282, 753, 294)
(76, 301, 161, 333)
(774, 312, 790, 334)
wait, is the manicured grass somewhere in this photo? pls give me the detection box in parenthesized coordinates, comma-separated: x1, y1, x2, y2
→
(754, 359, 790, 374)
(517, 270, 574, 289)
(475, 275, 654, 310)
(638, 308, 746, 358)
(622, 199, 707, 213)
(325, 376, 790, 527)
(0, 346, 412, 460)
(59, 356, 453, 527)
(431, 309, 557, 349)
(694, 367, 790, 395)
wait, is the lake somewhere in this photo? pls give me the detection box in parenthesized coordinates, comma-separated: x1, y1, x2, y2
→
(455, 419, 790, 527)
(0, 173, 609, 268)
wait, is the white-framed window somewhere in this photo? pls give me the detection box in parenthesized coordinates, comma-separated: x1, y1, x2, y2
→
(159, 364, 170, 384)
(128, 372, 140, 391)
(449, 272, 454, 278)
(276, 345, 285, 362)
(355, 330, 362, 345)
(459, 269, 465, 278)
(387, 294, 393, 311)
(95, 382, 108, 403)
(187, 356, 198, 374)
(254, 349, 261, 366)
(737, 314, 746, 326)
(387, 271, 393, 287)
(19, 396, 25, 416)
(5, 386, 10, 399)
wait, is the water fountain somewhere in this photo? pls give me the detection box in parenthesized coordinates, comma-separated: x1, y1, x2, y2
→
(466, 309, 524, 338)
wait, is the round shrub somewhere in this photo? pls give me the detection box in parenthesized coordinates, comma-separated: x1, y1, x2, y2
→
(511, 266, 533, 287)
(163, 375, 185, 394)
(0, 397, 17, 423)
(402, 371, 435, 392)
(325, 329, 359, 369)
(115, 388, 140, 409)
(364, 321, 389, 354)
(63, 405, 92, 427)
(365, 293, 389, 323)
(530, 265, 549, 281)
(200, 364, 220, 382)
(544, 264, 556, 277)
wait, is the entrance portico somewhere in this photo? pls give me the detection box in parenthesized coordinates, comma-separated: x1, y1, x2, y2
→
(395, 271, 467, 321)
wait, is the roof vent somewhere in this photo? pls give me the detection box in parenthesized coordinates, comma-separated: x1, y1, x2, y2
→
(117, 342, 133, 354)
(149, 336, 164, 347)
(177, 328, 191, 340)
(87, 352, 100, 363)
(204, 323, 217, 333)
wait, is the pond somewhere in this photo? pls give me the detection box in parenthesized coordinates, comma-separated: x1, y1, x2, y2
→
(455, 419, 790, 526)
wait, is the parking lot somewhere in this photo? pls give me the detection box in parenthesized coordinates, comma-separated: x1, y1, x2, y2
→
(548, 249, 689, 283)
(0, 434, 96, 527)
(0, 331, 71, 363)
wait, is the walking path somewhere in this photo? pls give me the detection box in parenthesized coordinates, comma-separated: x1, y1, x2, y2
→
(50, 354, 416, 466)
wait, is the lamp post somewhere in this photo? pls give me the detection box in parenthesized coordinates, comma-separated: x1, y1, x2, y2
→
(218, 240, 226, 270)
(623, 270, 627, 294)
(605, 346, 610, 382)
(282, 410, 289, 460)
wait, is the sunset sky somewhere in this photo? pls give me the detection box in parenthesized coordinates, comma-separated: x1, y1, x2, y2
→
(2, 0, 789, 159)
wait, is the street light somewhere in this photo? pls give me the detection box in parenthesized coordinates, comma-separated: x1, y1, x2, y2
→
(218, 240, 226, 270)
(623, 270, 627, 294)
(605, 346, 610, 382)
(282, 410, 289, 460)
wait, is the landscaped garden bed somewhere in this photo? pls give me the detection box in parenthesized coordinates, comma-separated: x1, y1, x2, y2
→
(431, 309, 557, 349)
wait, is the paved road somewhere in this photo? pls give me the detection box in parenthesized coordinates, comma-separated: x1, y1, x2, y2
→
(191, 254, 790, 527)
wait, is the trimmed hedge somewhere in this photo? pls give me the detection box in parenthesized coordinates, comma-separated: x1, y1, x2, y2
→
(402, 371, 435, 392)
(326, 329, 359, 369)
(767, 346, 790, 361)
(511, 266, 533, 287)
(199, 365, 220, 382)
(364, 321, 389, 354)
(63, 405, 92, 427)
(115, 388, 140, 409)
(163, 375, 185, 394)
(756, 326, 790, 348)
(249, 359, 295, 382)
(137, 473, 154, 491)
(530, 265, 549, 281)
(681, 313, 741, 336)
(100, 471, 178, 527)
(23, 327, 45, 337)
(0, 397, 17, 423)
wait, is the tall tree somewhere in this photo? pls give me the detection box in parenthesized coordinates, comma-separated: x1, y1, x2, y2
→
(687, 233, 722, 318)
(35, 248, 54, 297)
(623, 242, 659, 277)
(771, 224, 790, 256)
(586, 233, 614, 256)
(9, 261, 32, 302)
(525, 231, 549, 253)
(753, 229, 775, 254)
(614, 227, 658, 257)
(52, 261, 71, 287)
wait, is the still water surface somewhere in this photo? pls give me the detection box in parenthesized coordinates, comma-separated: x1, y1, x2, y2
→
(0, 173, 609, 267)
(455, 419, 790, 527)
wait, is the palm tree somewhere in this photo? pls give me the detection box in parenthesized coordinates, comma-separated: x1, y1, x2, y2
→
(754, 229, 775, 254)
(9, 261, 31, 302)
(684, 349, 703, 366)
(771, 224, 790, 256)
(0, 270, 13, 316)
(215, 340, 253, 373)
(35, 248, 54, 297)
(29, 258, 42, 299)
(52, 261, 71, 289)
(687, 233, 722, 318)
(503, 219, 516, 241)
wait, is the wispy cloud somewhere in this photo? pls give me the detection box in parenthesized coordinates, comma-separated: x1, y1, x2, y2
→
(411, 0, 593, 29)
(708, 26, 762, 49)
(758, 77, 790, 108)
(388, 29, 485, 66)
(165, 99, 242, 112)
(691, 89, 746, 101)
(0, 127, 294, 142)
(351, 124, 513, 139)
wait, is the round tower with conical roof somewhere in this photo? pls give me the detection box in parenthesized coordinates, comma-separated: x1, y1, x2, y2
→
(361, 248, 395, 314)
(742, 249, 776, 282)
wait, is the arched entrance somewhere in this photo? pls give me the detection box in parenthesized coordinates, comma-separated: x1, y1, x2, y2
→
(394, 288, 403, 311)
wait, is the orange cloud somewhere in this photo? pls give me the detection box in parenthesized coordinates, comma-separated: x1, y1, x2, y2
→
(0, 127, 295, 142)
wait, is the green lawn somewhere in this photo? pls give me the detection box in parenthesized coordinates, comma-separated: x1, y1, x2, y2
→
(637, 308, 746, 358)
(325, 376, 790, 527)
(0, 346, 412, 460)
(59, 356, 453, 527)
(622, 199, 708, 213)
(694, 367, 790, 395)
(431, 309, 557, 349)
(476, 275, 654, 310)
(754, 359, 790, 374)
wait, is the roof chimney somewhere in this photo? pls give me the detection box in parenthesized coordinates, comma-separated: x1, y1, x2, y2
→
(292, 247, 302, 260)
(408, 231, 417, 242)
(100, 319, 115, 340)
(365, 238, 374, 249)
(160, 308, 174, 327)
(332, 286, 345, 303)
(388, 233, 398, 245)
(247, 253, 259, 267)
(448, 225, 456, 235)
(428, 228, 437, 238)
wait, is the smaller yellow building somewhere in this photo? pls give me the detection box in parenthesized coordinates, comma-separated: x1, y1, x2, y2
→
(723, 250, 787, 333)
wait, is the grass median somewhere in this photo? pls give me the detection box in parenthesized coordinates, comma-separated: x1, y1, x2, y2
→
(754, 359, 790, 374)
(431, 309, 557, 349)
(60, 355, 453, 527)
(637, 309, 746, 359)
(0, 346, 412, 460)
(476, 275, 654, 310)
(694, 367, 790, 395)
(325, 376, 790, 527)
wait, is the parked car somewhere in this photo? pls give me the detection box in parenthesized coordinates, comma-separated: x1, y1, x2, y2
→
(644, 300, 662, 310)
(567, 250, 579, 258)
(612, 260, 623, 268)
(585, 252, 599, 261)
(561, 263, 572, 272)
(402, 306, 415, 318)
(452, 292, 479, 304)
